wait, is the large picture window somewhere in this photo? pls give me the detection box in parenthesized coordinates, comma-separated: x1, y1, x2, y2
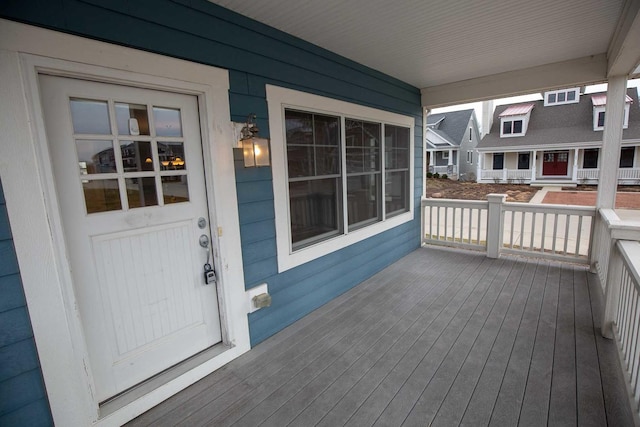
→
(269, 86, 414, 271)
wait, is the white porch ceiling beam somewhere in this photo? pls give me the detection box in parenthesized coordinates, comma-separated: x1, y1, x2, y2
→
(420, 54, 607, 109)
(607, 0, 640, 77)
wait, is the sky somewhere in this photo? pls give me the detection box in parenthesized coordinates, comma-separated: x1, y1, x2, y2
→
(430, 79, 640, 134)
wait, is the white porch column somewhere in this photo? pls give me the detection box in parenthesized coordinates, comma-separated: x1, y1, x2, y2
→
(597, 76, 627, 209)
(572, 148, 579, 182)
(476, 153, 482, 182)
(447, 149, 453, 166)
(427, 150, 432, 172)
(531, 150, 537, 182)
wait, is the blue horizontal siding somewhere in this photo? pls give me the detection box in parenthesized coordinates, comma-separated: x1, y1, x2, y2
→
(1, 0, 422, 394)
(0, 179, 53, 426)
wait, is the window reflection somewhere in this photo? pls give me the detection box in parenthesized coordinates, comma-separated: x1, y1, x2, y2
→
(126, 177, 158, 208)
(70, 99, 111, 135)
(162, 176, 189, 204)
(158, 142, 186, 170)
(82, 179, 122, 213)
(153, 107, 183, 137)
(76, 140, 116, 174)
(120, 141, 154, 172)
(116, 103, 150, 136)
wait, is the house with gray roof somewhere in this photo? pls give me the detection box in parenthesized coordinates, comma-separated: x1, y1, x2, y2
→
(426, 109, 480, 180)
(476, 87, 640, 185)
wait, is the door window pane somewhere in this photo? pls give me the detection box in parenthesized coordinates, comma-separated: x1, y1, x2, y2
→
(76, 139, 116, 174)
(158, 142, 186, 170)
(116, 103, 150, 136)
(120, 141, 154, 172)
(289, 178, 341, 248)
(70, 99, 111, 135)
(153, 107, 183, 137)
(82, 179, 122, 213)
(162, 176, 190, 204)
(126, 177, 158, 208)
(348, 174, 380, 228)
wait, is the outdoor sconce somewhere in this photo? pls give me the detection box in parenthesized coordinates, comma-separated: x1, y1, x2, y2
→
(239, 114, 270, 167)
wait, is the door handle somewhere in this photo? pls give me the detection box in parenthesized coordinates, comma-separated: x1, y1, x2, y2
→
(199, 234, 209, 248)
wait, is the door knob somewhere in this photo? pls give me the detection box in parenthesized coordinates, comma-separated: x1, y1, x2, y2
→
(199, 234, 209, 248)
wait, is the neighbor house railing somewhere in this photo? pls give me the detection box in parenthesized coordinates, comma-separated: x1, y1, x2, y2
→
(595, 209, 640, 419)
(431, 165, 457, 176)
(422, 194, 595, 263)
(575, 168, 640, 182)
(480, 169, 531, 182)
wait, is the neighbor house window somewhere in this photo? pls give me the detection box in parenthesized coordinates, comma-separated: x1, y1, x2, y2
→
(502, 120, 523, 135)
(493, 153, 504, 170)
(544, 88, 580, 106)
(467, 151, 473, 164)
(593, 101, 630, 131)
(268, 85, 414, 271)
(583, 149, 598, 169)
(441, 151, 449, 160)
(499, 104, 533, 137)
(620, 147, 635, 168)
(517, 153, 530, 170)
(469, 128, 472, 141)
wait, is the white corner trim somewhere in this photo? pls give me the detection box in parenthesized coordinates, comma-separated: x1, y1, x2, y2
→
(266, 85, 415, 272)
(0, 20, 249, 426)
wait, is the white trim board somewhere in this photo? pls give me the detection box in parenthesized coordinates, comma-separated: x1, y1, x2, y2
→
(0, 20, 249, 427)
(266, 85, 415, 272)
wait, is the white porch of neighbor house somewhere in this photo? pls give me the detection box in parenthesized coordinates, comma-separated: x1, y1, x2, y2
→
(477, 146, 640, 185)
(427, 149, 458, 178)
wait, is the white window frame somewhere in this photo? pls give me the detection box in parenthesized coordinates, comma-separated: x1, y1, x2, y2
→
(0, 20, 249, 426)
(267, 85, 414, 272)
(442, 151, 449, 160)
(593, 105, 630, 131)
(500, 115, 527, 137)
(544, 88, 580, 106)
(467, 150, 473, 164)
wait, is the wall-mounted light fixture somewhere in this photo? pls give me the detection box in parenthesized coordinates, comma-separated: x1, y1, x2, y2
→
(239, 114, 270, 167)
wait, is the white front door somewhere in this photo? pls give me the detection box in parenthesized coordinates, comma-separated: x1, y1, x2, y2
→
(39, 75, 222, 402)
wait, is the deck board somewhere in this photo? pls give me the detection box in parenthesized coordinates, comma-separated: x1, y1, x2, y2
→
(126, 247, 634, 427)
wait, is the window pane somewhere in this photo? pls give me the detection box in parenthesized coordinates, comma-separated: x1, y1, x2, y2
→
(493, 153, 504, 170)
(385, 171, 408, 216)
(513, 120, 523, 134)
(285, 110, 313, 145)
(598, 111, 605, 127)
(502, 121, 512, 134)
(548, 93, 556, 103)
(314, 114, 340, 146)
(558, 92, 566, 102)
(316, 146, 340, 175)
(518, 153, 530, 169)
(567, 91, 576, 101)
(76, 139, 116, 174)
(116, 103, 150, 135)
(120, 141, 153, 172)
(162, 175, 190, 204)
(348, 174, 380, 227)
(385, 125, 410, 170)
(583, 149, 598, 168)
(82, 179, 121, 213)
(153, 107, 183, 137)
(345, 120, 364, 147)
(158, 142, 186, 170)
(70, 99, 111, 135)
(287, 145, 313, 177)
(126, 177, 158, 208)
(289, 178, 341, 248)
(620, 147, 635, 168)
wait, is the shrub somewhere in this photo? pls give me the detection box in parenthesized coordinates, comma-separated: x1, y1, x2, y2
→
(441, 174, 448, 179)
(433, 172, 440, 179)
(493, 177, 501, 184)
(426, 172, 433, 178)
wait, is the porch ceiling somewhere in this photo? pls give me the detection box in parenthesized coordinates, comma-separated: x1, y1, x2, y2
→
(209, 0, 640, 107)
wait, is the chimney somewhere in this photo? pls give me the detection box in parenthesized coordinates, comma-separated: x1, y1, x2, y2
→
(481, 100, 493, 137)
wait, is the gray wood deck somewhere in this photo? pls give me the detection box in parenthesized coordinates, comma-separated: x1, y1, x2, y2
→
(126, 247, 634, 426)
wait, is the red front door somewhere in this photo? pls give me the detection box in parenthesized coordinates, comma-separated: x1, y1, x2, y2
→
(542, 151, 569, 176)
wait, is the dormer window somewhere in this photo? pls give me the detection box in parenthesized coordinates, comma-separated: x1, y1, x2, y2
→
(544, 88, 580, 106)
(591, 94, 632, 131)
(499, 103, 533, 137)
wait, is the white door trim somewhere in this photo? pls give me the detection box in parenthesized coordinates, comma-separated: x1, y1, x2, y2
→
(0, 19, 249, 426)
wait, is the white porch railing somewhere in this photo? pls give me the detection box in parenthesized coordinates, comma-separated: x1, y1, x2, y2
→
(595, 209, 640, 420)
(421, 195, 595, 263)
(619, 168, 640, 181)
(577, 168, 600, 180)
(430, 165, 457, 176)
(576, 168, 640, 182)
(480, 169, 531, 182)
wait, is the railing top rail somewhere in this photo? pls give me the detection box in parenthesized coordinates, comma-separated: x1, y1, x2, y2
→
(504, 202, 596, 216)
(616, 240, 640, 294)
(421, 198, 488, 208)
(599, 208, 640, 240)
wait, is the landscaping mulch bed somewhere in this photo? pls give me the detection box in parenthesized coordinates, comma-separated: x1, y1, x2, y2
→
(425, 179, 538, 202)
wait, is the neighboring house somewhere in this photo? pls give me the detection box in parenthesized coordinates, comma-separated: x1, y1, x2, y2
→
(477, 87, 640, 185)
(0, 5, 421, 426)
(426, 109, 481, 180)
